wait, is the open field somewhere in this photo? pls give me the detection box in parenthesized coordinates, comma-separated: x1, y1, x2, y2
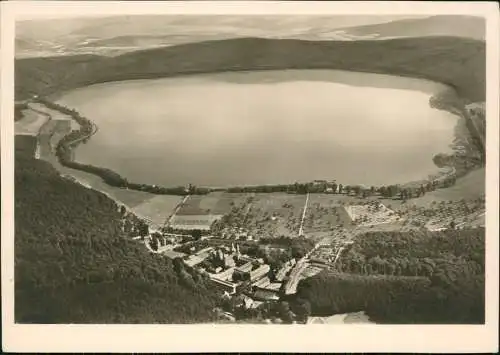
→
(14, 135, 38, 158)
(303, 194, 353, 236)
(397, 196, 485, 232)
(176, 192, 248, 216)
(345, 203, 401, 226)
(217, 193, 307, 239)
(30, 92, 485, 235)
(26, 101, 159, 209)
(30, 102, 80, 130)
(172, 192, 249, 230)
(170, 214, 224, 231)
(36, 122, 157, 208)
(14, 108, 49, 136)
(131, 195, 183, 227)
(409, 167, 485, 205)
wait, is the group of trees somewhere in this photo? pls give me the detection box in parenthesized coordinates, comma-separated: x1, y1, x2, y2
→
(339, 228, 484, 277)
(15, 101, 29, 121)
(259, 236, 316, 259)
(236, 236, 314, 275)
(294, 228, 485, 324)
(36, 95, 462, 201)
(15, 135, 38, 158)
(430, 89, 485, 165)
(295, 269, 484, 324)
(36, 97, 213, 196)
(226, 178, 457, 202)
(218, 295, 311, 324)
(15, 148, 221, 323)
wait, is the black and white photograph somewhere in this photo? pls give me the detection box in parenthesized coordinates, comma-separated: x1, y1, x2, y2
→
(1, 1, 498, 353)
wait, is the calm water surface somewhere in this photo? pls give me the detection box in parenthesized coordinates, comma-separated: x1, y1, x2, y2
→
(57, 70, 458, 187)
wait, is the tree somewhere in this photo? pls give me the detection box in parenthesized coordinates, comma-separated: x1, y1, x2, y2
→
(365, 263, 373, 275)
(387, 263, 396, 276)
(278, 301, 290, 315)
(137, 220, 149, 237)
(120, 205, 127, 216)
(150, 238, 159, 251)
(192, 229, 202, 240)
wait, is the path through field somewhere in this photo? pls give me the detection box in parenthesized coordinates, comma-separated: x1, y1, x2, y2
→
(166, 194, 190, 227)
(298, 193, 310, 236)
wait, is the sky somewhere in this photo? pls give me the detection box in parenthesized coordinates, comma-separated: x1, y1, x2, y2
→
(17, 14, 424, 27)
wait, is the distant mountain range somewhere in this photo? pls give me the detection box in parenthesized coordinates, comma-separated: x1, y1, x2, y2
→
(336, 15, 485, 40)
(15, 15, 485, 58)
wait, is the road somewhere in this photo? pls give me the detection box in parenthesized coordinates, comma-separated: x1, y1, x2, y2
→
(284, 258, 308, 295)
(284, 240, 326, 295)
(21, 104, 52, 159)
(298, 193, 310, 236)
(164, 194, 190, 228)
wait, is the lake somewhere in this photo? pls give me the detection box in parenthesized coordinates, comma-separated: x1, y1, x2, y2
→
(56, 69, 458, 187)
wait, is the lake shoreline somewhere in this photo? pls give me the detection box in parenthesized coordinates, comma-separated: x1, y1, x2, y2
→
(33, 70, 479, 201)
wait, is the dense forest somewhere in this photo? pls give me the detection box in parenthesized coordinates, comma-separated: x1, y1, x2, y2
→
(16, 37, 485, 102)
(295, 228, 485, 324)
(15, 143, 222, 323)
(338, 228, 484, 277)
(15, 102, 29, 121)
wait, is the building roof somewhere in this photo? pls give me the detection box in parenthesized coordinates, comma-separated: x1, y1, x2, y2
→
(162, 250, 186, 259)
(253, 289, 280, 301)
(263, 282, 282, 291)
(236, 261, 253, 273)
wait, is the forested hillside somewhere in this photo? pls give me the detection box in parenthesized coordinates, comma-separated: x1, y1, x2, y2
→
(16, 36, 485, 102)
(15, 141, 220, 323)
(295, 228, 485, 324)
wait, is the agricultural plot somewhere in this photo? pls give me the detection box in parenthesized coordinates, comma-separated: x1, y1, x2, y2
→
(397, 197, 486, 232)
(176, 192, 246, 216)
(170, 192, 247, 231)
(301, 263, 326, 278)
(302, 194, 395, 239)
(31, 102, 80, 130)
(211, 193, 249, 215)
(344, 202, 401, 227)
(14, 108, 48, 136)
(131, 194, 183, 227)
(170, 214, 223, 231)
(177, 195, 216, 215)
(218, 193, 307, 239)
(302, 196, 352, 237)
